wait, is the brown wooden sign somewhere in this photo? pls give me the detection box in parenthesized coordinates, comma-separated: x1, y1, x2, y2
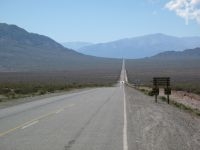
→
(152, 77, 171, 104)
(153, 77, 170, 86)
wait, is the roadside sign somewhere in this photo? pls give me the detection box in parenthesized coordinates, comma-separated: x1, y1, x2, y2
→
(152, 77, 171, 104)
(153, 77, 170, 86)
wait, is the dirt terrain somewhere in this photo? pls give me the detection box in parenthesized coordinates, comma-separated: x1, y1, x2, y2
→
(126, 86, 200, 150)
(160, 89, 200, 111)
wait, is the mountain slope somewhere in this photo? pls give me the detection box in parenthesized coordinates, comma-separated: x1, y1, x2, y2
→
(0, 23, 120, 71)
(79, 33, 200, 58)
(126, 47, 200, 93)
(152, 47, 200, 58)
(61, 42, 93, 50)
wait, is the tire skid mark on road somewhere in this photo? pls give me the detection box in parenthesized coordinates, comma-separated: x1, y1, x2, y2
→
(64, 89, 117, 150)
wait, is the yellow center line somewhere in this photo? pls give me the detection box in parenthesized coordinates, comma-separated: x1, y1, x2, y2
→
(21, 120, 39, 129)
(0, 103, 75, 137)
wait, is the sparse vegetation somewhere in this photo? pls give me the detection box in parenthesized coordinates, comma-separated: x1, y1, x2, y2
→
(0, 69, 121, 102)
(135, 86, 200, 116)
(126, 58, 200, 95)
(0, 82, 114, 101)
(159, 96, 200, 116)
(137, 87, 152, 96)
(159, 96, 167, 101)
(135, 86, 154, 96)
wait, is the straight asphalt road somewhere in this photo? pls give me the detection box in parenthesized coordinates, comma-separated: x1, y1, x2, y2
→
(0, 61, 200, 150)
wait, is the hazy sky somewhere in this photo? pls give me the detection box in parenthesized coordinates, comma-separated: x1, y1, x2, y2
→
(0, 0, 200, 43)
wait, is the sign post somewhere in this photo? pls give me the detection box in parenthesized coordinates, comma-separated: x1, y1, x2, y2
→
(152, 77, 171, 104)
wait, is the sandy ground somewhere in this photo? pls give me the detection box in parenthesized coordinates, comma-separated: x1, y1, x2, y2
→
(137, 85, 200, 111)
(160, 89, 200, 111)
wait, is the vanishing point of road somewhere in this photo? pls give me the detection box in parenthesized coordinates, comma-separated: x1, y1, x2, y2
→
(0, 61, 200, 150)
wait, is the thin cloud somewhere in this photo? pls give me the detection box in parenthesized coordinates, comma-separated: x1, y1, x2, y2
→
(165, 0, 200, 25)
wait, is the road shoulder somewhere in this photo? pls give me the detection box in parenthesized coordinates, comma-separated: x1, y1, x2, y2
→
(125, 85, 200, 150)
(0, 87, 94, 109)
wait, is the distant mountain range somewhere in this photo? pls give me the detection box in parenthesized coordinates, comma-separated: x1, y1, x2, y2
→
(0, 23, 200, 72)
(61, 42, 93, 50)
(78, 33, 200, 58)
(126, 47, 200, 88)
(0, 23, 120, 71)
(152, 47, 200, 59)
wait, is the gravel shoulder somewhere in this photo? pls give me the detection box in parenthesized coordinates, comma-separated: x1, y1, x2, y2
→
(125, 85, 200, 150)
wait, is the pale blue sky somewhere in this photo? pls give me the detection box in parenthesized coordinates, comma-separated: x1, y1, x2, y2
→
(0, 0, 200, 43)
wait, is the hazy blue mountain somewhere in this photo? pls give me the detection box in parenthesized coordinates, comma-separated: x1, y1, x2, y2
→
(61, 42, 93, 50)
(79, 33, 200, 58)
(0, 23, 120, 71)
(152, 47, 200, 59)
(126, 47, 200, 88)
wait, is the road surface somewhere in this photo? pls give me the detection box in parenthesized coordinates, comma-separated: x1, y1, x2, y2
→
(0, 60, 200, 150)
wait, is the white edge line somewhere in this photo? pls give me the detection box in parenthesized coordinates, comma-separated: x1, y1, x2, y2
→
(55, 109, 64, 114)
(123, 85, 128, 150)
(69, 104, 75, 107)
(21, 120, 39, 129)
